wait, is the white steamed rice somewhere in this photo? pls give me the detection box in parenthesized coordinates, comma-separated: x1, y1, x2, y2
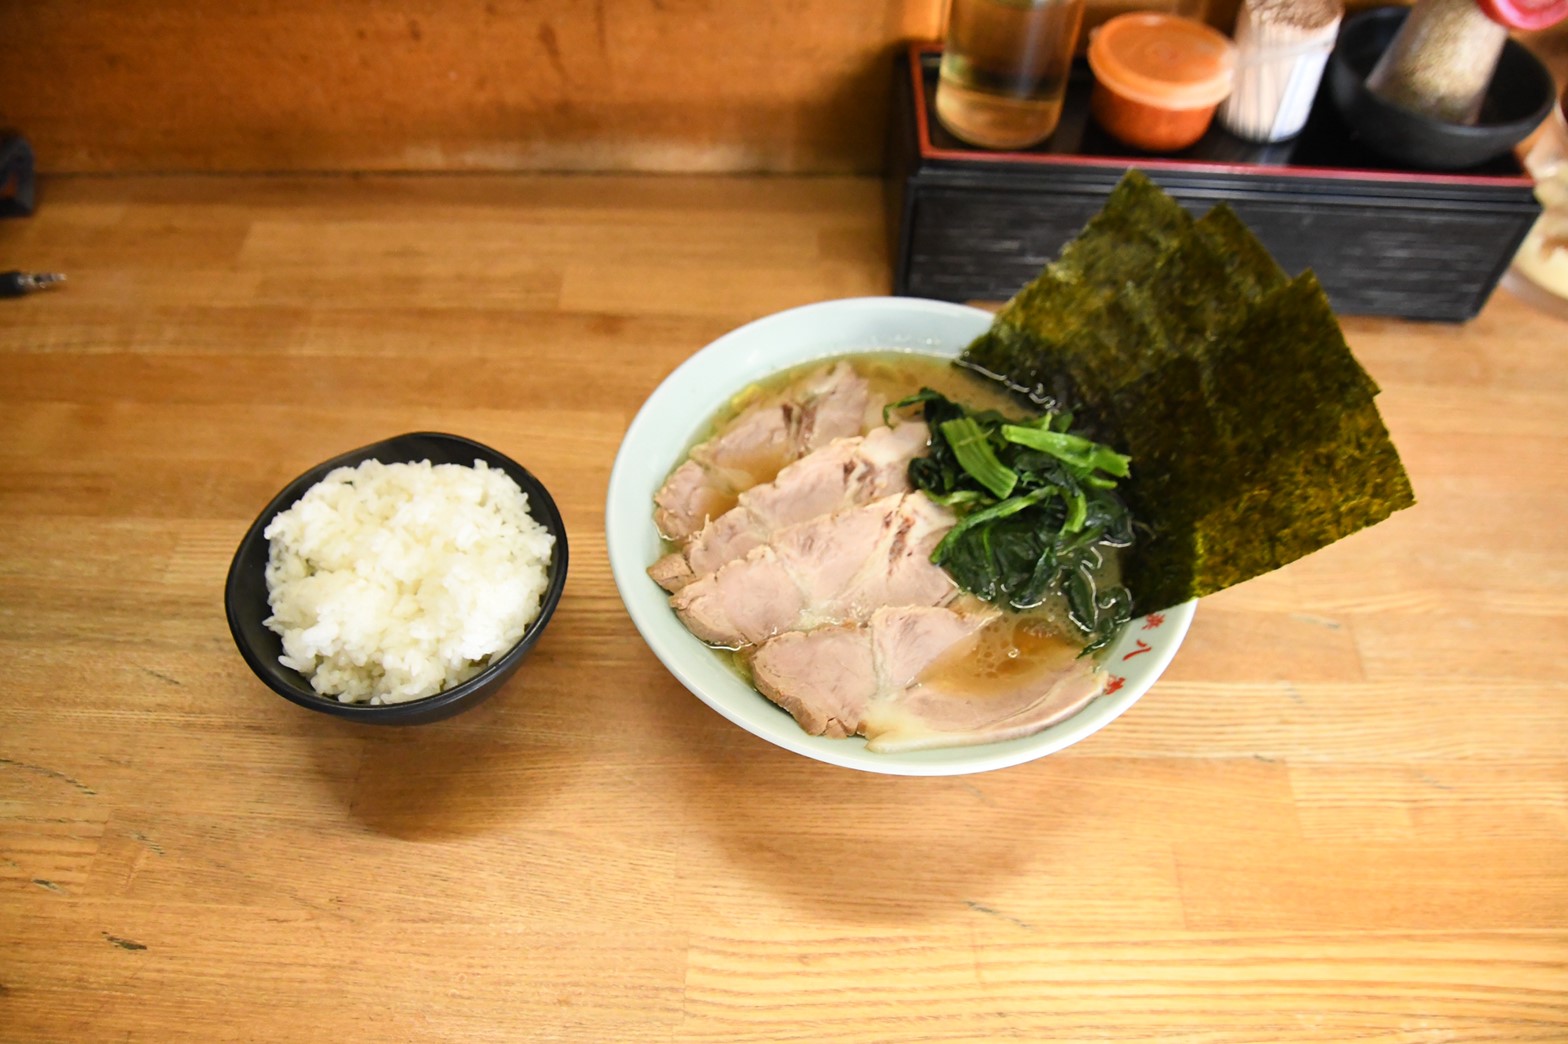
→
(262, 457, 555, 705)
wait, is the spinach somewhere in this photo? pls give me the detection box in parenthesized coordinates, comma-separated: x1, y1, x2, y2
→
(888, 390, 1134, 652)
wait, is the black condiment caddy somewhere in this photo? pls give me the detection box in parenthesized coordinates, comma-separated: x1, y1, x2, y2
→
(886, 44, 1541, 321)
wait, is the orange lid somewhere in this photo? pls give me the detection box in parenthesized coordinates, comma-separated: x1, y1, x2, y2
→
(1088, 13, 1236, 109)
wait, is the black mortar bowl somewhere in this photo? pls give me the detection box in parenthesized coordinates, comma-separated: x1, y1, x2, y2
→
(1328, 5, 1556, 170)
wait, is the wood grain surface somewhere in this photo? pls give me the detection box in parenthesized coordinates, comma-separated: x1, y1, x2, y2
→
(0, 0, 1415, 177)
(2, 174, 1566, 1041)
(0, 0, 948, 175)
(3, 4, 1561, 176)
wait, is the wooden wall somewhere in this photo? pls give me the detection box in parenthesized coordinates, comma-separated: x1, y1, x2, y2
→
(1, 1, 1562, 175)
(1, 0, 947, 175)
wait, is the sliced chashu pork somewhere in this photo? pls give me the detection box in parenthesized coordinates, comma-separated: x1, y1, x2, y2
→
(669, 492, 957, 648)
(653, 361, 877, 542)
(649, 421, 930, 593)
(749, 604, 1108, 752)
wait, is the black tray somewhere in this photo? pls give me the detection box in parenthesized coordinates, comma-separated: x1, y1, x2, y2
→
(886, 45, 1541, 321)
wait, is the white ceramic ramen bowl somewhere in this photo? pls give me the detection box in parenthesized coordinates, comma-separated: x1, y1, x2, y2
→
(606, 297, 1194, 776)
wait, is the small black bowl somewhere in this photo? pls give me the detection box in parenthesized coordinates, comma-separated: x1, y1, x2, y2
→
(224, 432, 569, 725)
(1328, 6, 1556, 170)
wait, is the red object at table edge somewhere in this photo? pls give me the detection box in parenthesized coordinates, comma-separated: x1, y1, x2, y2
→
(1477, 0, 1568, 31)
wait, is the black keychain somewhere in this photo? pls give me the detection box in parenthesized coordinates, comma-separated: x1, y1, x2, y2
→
(2, 133, 66, 297)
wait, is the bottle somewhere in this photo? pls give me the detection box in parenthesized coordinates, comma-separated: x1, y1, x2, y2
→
(1365, 0, 1506, 124)
(1366, 0, 1568, 125)
(935, 0, 1087, 150)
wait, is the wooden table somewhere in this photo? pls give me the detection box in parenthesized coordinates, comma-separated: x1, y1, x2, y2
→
(2, 175, 1565, 1042)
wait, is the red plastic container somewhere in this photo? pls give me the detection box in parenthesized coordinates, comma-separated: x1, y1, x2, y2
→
(1087, 13, 1236, 152)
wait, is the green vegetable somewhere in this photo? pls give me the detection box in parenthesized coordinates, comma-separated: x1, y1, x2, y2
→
(891, 390, 1134, 652)
(955, 170, 1415, 615)
(939, 416, 1017, 499)
(1000, 424, 1131, 479)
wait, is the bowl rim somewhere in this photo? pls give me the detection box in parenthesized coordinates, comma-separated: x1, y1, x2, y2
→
(224, 430, 569, 721)
(606, 296, 1195, 776)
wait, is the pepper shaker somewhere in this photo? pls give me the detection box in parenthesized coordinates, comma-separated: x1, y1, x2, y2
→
(1366, 0, 1568, 124)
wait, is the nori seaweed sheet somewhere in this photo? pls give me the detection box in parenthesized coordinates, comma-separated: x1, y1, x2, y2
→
(1065, 204, 1289, 427)
(962, 172, 1193, 405)
(957, 172, 1416, 614)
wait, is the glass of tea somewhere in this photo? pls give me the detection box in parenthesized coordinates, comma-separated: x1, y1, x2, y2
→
(935, 0, 1087, 150)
